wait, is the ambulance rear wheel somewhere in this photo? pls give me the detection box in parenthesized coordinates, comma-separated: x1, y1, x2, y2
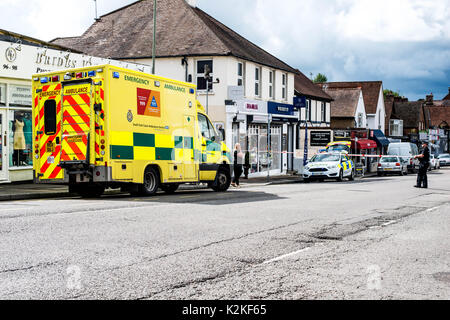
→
(160, 183, 179, 194)
(211, 167, 231, 192)
(140, 167, 159, 196)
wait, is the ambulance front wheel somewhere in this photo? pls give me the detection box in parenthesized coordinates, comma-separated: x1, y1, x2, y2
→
(140, 166, 160, 196)
(211, 167, 231, 192)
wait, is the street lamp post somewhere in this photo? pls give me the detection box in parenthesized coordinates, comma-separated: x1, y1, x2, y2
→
(152, 0, 156, 74)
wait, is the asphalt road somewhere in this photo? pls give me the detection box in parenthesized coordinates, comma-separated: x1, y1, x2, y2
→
(0, 168, 449, 299)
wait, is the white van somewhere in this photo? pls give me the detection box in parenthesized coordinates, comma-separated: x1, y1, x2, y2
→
(387, 142, 419, 173)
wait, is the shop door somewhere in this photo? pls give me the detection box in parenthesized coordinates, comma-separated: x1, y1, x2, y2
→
(0, 111, 7, 180)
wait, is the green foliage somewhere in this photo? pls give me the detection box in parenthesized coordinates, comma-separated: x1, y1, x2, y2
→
(313, 73, 328, 83)
(383, 89, 401, 98)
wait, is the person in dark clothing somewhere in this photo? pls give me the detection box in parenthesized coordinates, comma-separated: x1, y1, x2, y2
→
(414, 142, 430, 188)
(231, 143, 244, 187)
(243, 151, 250, 179)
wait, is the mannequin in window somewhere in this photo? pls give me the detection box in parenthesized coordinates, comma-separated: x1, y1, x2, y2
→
(12, 113, 26, 166)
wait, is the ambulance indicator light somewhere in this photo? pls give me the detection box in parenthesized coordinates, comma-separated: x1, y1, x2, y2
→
(97, 68, 103, 73)
(52, 76, 60, 82)
(154, 81, 160, 87)
(189, 88, 195, 94)
(88, 71, 96, 77)
(64, 72, 73, 80)
(76, 72, 83, 79)
(113, 72, 120, 79)
(40, 77, 48, 84)
(33, 77, 39, 81)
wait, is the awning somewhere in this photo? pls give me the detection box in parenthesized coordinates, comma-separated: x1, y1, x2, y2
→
(351, 139, 377, 150)
(371, 129, 390, 147)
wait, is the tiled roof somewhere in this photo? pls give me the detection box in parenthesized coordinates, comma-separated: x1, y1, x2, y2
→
(317, 81, 383, 114)
(392, 101, 423, 128)
(51, 0, 297, 73)
(294, 71, 332, 101)
(323, 87, 361, 118)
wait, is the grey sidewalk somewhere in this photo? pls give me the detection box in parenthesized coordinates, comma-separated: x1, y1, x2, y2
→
(0, 174, 304, 202)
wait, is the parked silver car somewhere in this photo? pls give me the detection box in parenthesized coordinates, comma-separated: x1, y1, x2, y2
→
(438, 153, 450, 166)
(377, 156, 408, 176)
(429, 155, 440, 170)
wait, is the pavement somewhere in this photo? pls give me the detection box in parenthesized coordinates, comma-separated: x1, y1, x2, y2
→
(0, 174, 305, 202)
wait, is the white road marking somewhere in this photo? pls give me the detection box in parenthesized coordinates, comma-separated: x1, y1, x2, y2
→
(381, 220, 397, 227)
(262, 247, 311, 264)
(425, 206, 441, 212)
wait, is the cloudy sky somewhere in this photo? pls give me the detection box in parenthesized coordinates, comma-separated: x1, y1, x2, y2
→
(1, 0, 449, 101)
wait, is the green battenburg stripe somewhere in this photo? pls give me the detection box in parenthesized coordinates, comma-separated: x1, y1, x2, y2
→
(184, 137, 193, 149)
(174, 136, 183, 149)
(111, 145, 134, 160)
(206, 141, 220, 152)
(155, 147, 174, 161)
(133, 132, 155, 147)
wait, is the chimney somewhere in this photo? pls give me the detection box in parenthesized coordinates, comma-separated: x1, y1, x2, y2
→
(425, 93, 433, 105)
(186, 0, 197, 7)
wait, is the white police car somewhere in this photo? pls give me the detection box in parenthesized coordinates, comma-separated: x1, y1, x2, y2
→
(303, 153, 355, 182)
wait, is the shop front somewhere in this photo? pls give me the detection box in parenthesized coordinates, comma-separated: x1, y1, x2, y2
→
(226, 99, 296, 177)
(0, 36, 150, 183)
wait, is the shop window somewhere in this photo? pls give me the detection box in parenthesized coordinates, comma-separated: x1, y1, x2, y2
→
(196, 60, 213, 91)
(10, 110, 33, 167)
(0, 83, 6, 105)
(44, 99, 57, 135)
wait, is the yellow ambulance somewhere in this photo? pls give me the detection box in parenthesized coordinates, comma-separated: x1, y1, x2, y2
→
(32, 65, 232, 196)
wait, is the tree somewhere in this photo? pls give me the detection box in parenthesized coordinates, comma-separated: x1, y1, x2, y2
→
(383, 89, 402, 98)
(313, 73, 328, 83)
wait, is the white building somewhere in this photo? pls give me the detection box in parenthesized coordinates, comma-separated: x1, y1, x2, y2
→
(53, 0, 299, 176)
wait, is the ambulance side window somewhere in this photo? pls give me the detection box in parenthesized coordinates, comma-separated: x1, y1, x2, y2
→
(198, 114, 211, 140)
(44, 99, 57, 135)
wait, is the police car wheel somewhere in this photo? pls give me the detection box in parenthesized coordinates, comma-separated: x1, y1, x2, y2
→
(140, 167, 159, 196)
(337, 169, 344, 182)
(348, 169, 355, 181)
(160, 183, 179, 194)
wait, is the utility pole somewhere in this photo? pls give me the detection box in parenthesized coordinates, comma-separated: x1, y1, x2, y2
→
(152, 0, 156, 74)
(94, 0, 98, 20)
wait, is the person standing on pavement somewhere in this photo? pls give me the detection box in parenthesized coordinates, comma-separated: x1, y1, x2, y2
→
(243, 150, 250, 179)
(414, 141, 430, 188)
(231, 143, 244, 188)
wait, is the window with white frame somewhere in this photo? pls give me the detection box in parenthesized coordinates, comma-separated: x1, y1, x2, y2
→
(196, 60, 213, 91)
(269, 70, 274, 99)
(282, 73, 287, 100)
(237, 62, 244, 86)
(321, 102, 326, 122)
(306, 99, 311, 122)
(255, 67, 261, 97)
(357, 113, 363, 128)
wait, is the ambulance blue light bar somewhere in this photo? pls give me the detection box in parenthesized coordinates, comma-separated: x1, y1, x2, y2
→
(189, 88, 195, 94)
(88, 71, 96, 77)
(113, 72, 120, 78)
(40, 77, 48, 84)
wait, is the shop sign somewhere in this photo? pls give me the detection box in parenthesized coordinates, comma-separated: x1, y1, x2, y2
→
(236, 99, 267, 115)
(268, 101, 294, 116)
(293, 96, 306, 109)
(9, 85, 32, 106)
(0, 40, 151, 80)
(310, 131, 331, 146)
